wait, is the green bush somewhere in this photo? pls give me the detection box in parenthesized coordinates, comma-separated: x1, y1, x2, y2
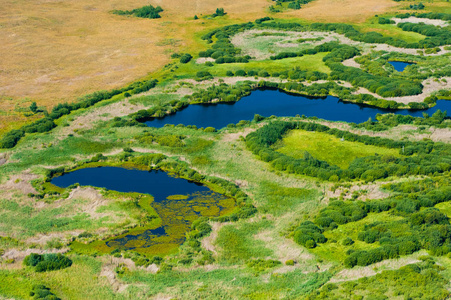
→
(112, 5, 163, 19)
(24, 253, 72, 272)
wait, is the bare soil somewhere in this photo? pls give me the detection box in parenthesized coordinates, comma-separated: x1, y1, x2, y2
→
(392, 17, 449, 27)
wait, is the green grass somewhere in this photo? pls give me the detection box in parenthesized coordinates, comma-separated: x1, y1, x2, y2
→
(257, 181, 319, 216)
(172, 52, 331, 79)
(0, 255, 121, 300)
(121, 264, 332, 299)
(313, 211, 405, 262)
(215, 219, 274, 264)
(275, 130, 402, 169)
(435, 201, 451, 218)
(0, 190, 141, 239)
(357, 22, 426, 44)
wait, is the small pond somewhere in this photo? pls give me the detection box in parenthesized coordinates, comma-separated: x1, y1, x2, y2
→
(52, 167, 234, 255)
(52, 167, 209, 202)
(145, 89, 450, 128)
(388, 61, 415, 72)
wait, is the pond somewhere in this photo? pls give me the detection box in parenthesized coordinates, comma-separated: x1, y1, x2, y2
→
(145, 89, 450, 128)
(388, 61, 415, 72)
(52, 167, 209, 202)
(52, 167, 234, 255)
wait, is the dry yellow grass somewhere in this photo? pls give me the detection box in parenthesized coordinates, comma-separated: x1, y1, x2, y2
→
(281, 0, 399, 23)
(0, 0, 270, 133)
(0, 0, 403, 134)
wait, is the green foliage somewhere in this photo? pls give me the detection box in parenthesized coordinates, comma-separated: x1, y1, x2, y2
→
(293, 221, 327, 248)
(216, 220, 273, 264)
(24, 253, 72, 272)
(378, 17, 395, 24)
(308, 259, 449, 299)
(30, 102, 38, 113)
(1, 79, 158, 148)
(195, 71, 213, 81)
(247, 259, 281, 275)
(353, 109, 450, 131)
(179, 53, 193, 64)
(0, 129, 25, 148)
(212, 8, 226, 17)
(307, 176, 451, 267)
(189, 82, 254, 104)
(246, 121, 451, 181)
(30, 285, 60, 300)
(112, 5, 163, 19)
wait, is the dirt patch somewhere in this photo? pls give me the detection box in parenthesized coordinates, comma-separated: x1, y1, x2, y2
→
(59, 98, 146, 136)
(392, 17, 449, 27)
(25, 230, 83, 246)
(327, 181, 391, 202)
(429, 127, 451, 143)
(64, 186, 111, 219)
(221, 127, 257, 142)
(196, 57, 215, 64)
(342, 57, 361, 69)
(0, 171, 38, 195)
(99, 256, 158, 293)
(329, 250, 427, 283)
(201, 221, 227, 255)
(100, 264, 130, 293)
(254, 229, 312, 263)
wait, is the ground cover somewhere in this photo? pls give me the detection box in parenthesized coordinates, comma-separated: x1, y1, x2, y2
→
(275, 129, 402, 169)
(0, 2, 451, 299)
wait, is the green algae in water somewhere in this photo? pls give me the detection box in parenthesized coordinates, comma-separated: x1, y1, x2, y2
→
(72, 190, 235, 256)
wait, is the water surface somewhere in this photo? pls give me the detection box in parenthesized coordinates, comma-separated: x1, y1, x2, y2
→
(145, 89, 450, 128)
(52, 167, 234, 253)
(52, 167, 208, 202)
(388, 61, 414, 72)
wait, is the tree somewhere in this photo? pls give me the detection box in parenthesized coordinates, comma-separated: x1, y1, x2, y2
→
(30, 102, 38, 113)
(194, 15, 198, 20)
(213, 8, 225, 17)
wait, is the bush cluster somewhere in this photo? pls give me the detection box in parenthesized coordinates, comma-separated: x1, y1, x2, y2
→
(1, 79, 158, 148)
(246, 121, 451, 181)
(23, 253, 72, 272)
(30, 285, 60, 300)
(112, 5, 163, 19)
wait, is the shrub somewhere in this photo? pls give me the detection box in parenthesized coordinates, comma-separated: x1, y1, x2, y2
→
(24, 253, 72, 272)
(180, 53, 193, 64)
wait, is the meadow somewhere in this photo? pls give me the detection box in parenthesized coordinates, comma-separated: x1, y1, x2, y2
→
(275, 129, 402, 169)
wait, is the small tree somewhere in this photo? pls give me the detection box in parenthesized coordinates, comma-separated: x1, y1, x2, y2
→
(213, 8, 225, 17)
(30, 102, 38, 113)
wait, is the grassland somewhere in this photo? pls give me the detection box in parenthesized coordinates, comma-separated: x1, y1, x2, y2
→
(0, 0, 433, 135)
(275, 130, 402, 169)
(1, 0, 451, 299)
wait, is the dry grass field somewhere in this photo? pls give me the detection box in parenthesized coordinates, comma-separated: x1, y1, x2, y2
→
(0, 0, 418, 134)
(282, 0, 399, 23)
(0, 0, 270, 134)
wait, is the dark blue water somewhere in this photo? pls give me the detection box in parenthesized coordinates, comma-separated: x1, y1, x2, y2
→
(388, 61, 414, 72)
(51, 167, 209, 202)
(145, 89, 450, 128)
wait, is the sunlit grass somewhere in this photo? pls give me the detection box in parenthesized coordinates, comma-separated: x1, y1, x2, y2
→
(275, 130, 402, 169)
